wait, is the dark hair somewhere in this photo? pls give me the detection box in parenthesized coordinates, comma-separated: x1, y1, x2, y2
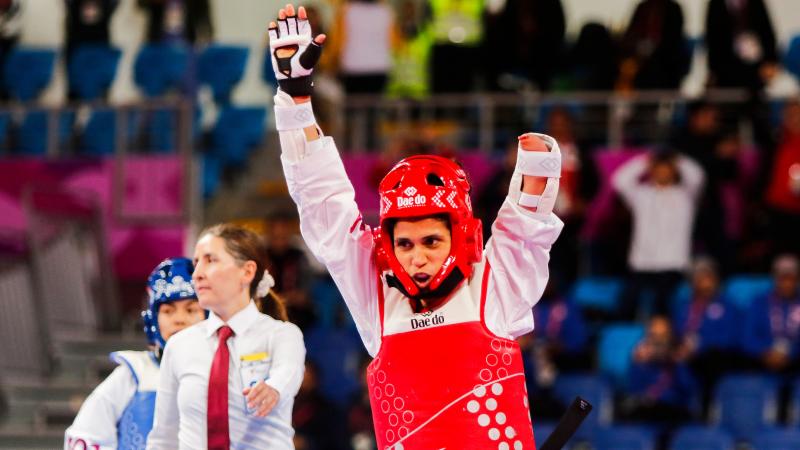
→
(199, 223, 289, 321)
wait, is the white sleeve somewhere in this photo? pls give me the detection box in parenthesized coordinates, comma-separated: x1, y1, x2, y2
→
(483, 198, 564, 339)
(611, 154, 649, 206)
(277, 96, 380, 356)
(64, 366, 135, 450)
(146, 343, 180, 450)
(264, 322, 306, 403)
(677, 155, 705, 200)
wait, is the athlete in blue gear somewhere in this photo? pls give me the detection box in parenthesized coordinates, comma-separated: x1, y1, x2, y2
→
(65, 257, 206, 450)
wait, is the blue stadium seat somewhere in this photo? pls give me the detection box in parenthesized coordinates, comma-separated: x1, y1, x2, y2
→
(669, 280, 692, 316)
(570, 276, 624, 312)
(202, 154, 222, 198)
(197, 45, 248, 103)
(211, 106, 266, 167)
(134, 43, 190, 97)
(262, 47, 278, 89)
(593, 426, 656, 450)
(17, 110, 74, 155)
(81, 109, 116, 155)
(669, 426, 735, 450)
(3, 48, 56, 101)
(712, 374, 778, 440)
(67, 45, 121, 100)
(598, 323, 644, 388)
(722, 275, 772, 310)
(533, 422, 558, 449)
(552, 374, 613, 439)
(784, 34, 800, 80)
(303, 326, 364, 407)
(786, 379, 800, 426)
(750, 428, 800, 450)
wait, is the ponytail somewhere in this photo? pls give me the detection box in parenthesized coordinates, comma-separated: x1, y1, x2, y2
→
(256, 289, 289, 322)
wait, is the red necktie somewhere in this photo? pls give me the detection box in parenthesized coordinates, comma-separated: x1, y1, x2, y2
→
(208, 325, 234, 450)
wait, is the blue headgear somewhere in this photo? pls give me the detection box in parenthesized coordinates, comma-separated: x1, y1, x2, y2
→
(142, 257, 200, 348)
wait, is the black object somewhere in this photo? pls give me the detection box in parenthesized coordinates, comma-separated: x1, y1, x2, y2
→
(539, 396, 593, 450)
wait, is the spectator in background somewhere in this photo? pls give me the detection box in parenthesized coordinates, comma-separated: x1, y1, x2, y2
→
(705, 0, 778, 154)
(137, 0, 213, 45)
(617, 0, 690, 91)
(264, 212, 317, 331)
(544, 107, 598, 285)
(517, 333, 567, 421)
(425, 0, 484, 93)
(612, 149, 705, 319)
(293, 362, 348, 450)
(483, 0, 565, 92)
(765, 99, 800, 258)
(672, 101, 742, 272)
(345, 354, 376, 450)
(475, 139, 516, 239)
(563, 22, 619, 91)
(0, 0, 22, 98)
(742, 254, 800, 374)
(621, 316, 697, 426)
(329, 0, 395, 95)
(65, 0, 118, 54)
(671, 257, 739, 417)
(387, 0, 432, 99)
(532, 280, 590, 373)
(705, 0, 778, 92)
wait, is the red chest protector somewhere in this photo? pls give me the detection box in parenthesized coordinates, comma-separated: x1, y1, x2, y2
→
(367, 266, 537, 450)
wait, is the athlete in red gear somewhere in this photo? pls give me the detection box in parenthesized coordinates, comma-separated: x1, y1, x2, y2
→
(269, 4, 564, 449)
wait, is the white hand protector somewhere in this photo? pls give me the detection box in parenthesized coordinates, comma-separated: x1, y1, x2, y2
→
(268, 12, 322, 96)
(509, 133, 562, 216)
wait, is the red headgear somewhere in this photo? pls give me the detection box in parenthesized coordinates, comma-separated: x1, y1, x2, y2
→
(373, 155, 483, 298)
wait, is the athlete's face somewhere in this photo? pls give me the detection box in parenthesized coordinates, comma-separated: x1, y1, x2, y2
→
(192, 235, 255, 312)
(393, 217, 452, 289)
(157, 299, 205, 341)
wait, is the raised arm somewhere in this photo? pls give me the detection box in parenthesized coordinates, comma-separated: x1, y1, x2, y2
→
(484, 134, 565, 338)
(676, 154, 706, 200)
(611, 154, 649, 206)
(269, 4, 380, 355)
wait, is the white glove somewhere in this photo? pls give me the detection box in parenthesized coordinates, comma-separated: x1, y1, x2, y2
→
(268, 11, 322, 96)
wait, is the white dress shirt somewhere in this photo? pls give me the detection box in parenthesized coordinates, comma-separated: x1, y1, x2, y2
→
(146, 301, 305, 450)
(277, 107, 564, 356)
(612, 154, 705, 272)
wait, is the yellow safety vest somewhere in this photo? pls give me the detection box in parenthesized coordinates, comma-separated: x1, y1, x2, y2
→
(388, 27, 433, 99)
(429, 0, 483, 46)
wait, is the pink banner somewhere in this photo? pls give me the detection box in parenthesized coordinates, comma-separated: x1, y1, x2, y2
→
(0, 156, 188, 279)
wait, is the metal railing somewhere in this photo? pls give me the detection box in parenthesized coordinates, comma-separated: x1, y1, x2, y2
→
(0, 98, 197, 226)
(330, 88, 759, 153)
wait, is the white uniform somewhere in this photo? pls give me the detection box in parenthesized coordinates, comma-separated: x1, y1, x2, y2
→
(612, 154, 705, 272)
(146, 301, 305, 450)
(65, 351, 160, 450)
(277, 111, 565, 354)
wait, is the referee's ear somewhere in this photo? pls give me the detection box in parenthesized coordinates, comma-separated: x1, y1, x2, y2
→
(241, 260, 258, 287)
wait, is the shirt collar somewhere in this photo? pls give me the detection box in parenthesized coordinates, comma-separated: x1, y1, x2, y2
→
(205, 300, 261, 338)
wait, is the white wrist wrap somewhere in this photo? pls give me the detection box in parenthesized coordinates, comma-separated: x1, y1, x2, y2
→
(274, 102, 316, 131)
(519, 193, 541, 208)
(516, 142, 562, 178)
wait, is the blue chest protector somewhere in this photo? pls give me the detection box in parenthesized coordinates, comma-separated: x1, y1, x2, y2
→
(110, 351, 160, 450)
